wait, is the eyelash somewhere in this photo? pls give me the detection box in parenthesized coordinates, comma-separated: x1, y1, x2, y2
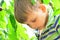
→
(27, 24, 30, 26)
(31, 19, 36, 22)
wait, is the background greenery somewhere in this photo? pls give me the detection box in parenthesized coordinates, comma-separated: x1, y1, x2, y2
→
(0, 0, 60, 40)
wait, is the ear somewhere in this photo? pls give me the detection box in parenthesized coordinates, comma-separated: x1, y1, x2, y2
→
(39, 4, 47, 13)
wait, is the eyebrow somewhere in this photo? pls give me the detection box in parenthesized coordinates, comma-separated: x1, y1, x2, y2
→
(27, 24, 30, 26)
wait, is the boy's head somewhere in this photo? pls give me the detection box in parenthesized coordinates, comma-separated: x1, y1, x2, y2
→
(14, 0, 48, 30)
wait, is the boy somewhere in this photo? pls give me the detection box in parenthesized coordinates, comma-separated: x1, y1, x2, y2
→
(14, 0, 60, 40)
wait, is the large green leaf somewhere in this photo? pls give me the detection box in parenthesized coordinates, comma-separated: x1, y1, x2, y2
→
(0, 10, 6, 29)
(7, 18, 18, 40)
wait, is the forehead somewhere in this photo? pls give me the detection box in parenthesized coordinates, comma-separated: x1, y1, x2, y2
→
(27, 10, 41, 20)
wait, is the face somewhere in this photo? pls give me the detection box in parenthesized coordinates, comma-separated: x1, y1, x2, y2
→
(25, 4, 48, 30)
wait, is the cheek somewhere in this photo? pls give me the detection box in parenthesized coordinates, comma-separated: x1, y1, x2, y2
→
(29, 19, 41, 29)
(34, 19, 42, 27)
(35, 15, 46, 27)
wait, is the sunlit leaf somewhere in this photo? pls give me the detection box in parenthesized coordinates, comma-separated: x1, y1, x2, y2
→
(53, 9, 60, 16)
(52, 0, 60, 10)
(43, 0, 50, 4)
(2, 2, 6, 9)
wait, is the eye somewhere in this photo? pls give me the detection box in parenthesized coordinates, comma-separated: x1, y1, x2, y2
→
(31, 18, 36, 22)
(27, 24, 30, 26)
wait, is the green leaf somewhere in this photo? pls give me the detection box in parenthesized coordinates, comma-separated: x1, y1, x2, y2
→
(31, 0, 36, 5)
(52, 0, 60, 10)
(0, 10, 6, 29)
(58, 18, 60, 24)
(9, 14, 17, 31)
(2, 2, 6, 9)
(43, 0, 50, 4)
(7, 18, 18, 40)
(53, 9, 60, 16)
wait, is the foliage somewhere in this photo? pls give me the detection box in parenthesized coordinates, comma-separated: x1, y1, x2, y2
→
(0, 0, 29, 40)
